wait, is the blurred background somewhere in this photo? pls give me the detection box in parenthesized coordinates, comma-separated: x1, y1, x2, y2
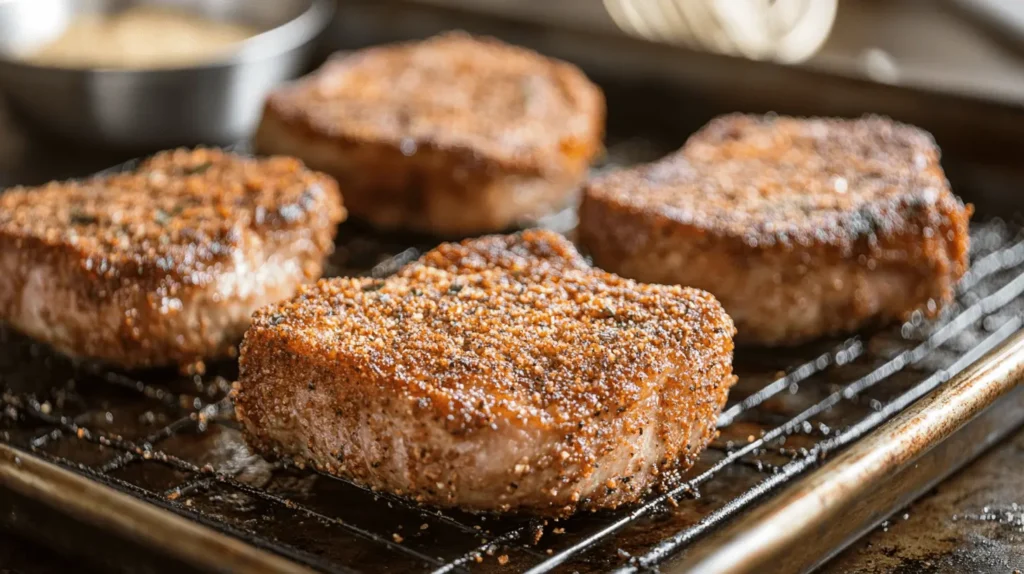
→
(1, 0, 1024, 187)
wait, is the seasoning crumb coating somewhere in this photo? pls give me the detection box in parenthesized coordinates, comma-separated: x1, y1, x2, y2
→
(235, 230, 736, 516)
(255, 31, 606, 236)
(580, 114, 972, 345)
(0, 148, 345, 368)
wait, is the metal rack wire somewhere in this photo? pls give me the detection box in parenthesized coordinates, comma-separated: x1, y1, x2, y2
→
(2, 153, 1024, 573)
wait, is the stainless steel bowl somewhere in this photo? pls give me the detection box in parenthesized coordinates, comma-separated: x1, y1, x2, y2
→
(0, 0, 333, 149)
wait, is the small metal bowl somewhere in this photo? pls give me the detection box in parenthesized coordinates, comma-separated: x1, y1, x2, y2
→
(0, 0, 333, 150)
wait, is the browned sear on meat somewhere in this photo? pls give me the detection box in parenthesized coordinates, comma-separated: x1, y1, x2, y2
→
(235, 230, 735, 516)
(256, 32, 605, 235)
(0, 148, 345, 368)
(580, 114, 971, 345)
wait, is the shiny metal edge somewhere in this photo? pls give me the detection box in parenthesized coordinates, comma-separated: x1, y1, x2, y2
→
(0, 0, 336, 70)
(661, 328, 1024, 574)
(0, 442, 315, 574)
(4, 333, 1020, 574)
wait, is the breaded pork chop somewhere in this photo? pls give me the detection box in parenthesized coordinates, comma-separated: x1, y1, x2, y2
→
(0, 148, 345, 369)
(255, 32, 605, 236)
(580, 114, 971, 346)
(235, 230, 735, 516)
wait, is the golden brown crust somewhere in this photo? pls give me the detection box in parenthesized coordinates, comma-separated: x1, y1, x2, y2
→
(236, 230, 736, 515)
(255, 32, 605, 235)
(263, 32, 604, 176)
(580, 115, 972, 345)
(244, 230, 732, 432)
(0, 148, 346, 367)
(1, 148, 344, 293)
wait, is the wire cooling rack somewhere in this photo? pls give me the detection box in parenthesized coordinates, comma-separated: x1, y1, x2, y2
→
(3, 148, 1024, 573)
